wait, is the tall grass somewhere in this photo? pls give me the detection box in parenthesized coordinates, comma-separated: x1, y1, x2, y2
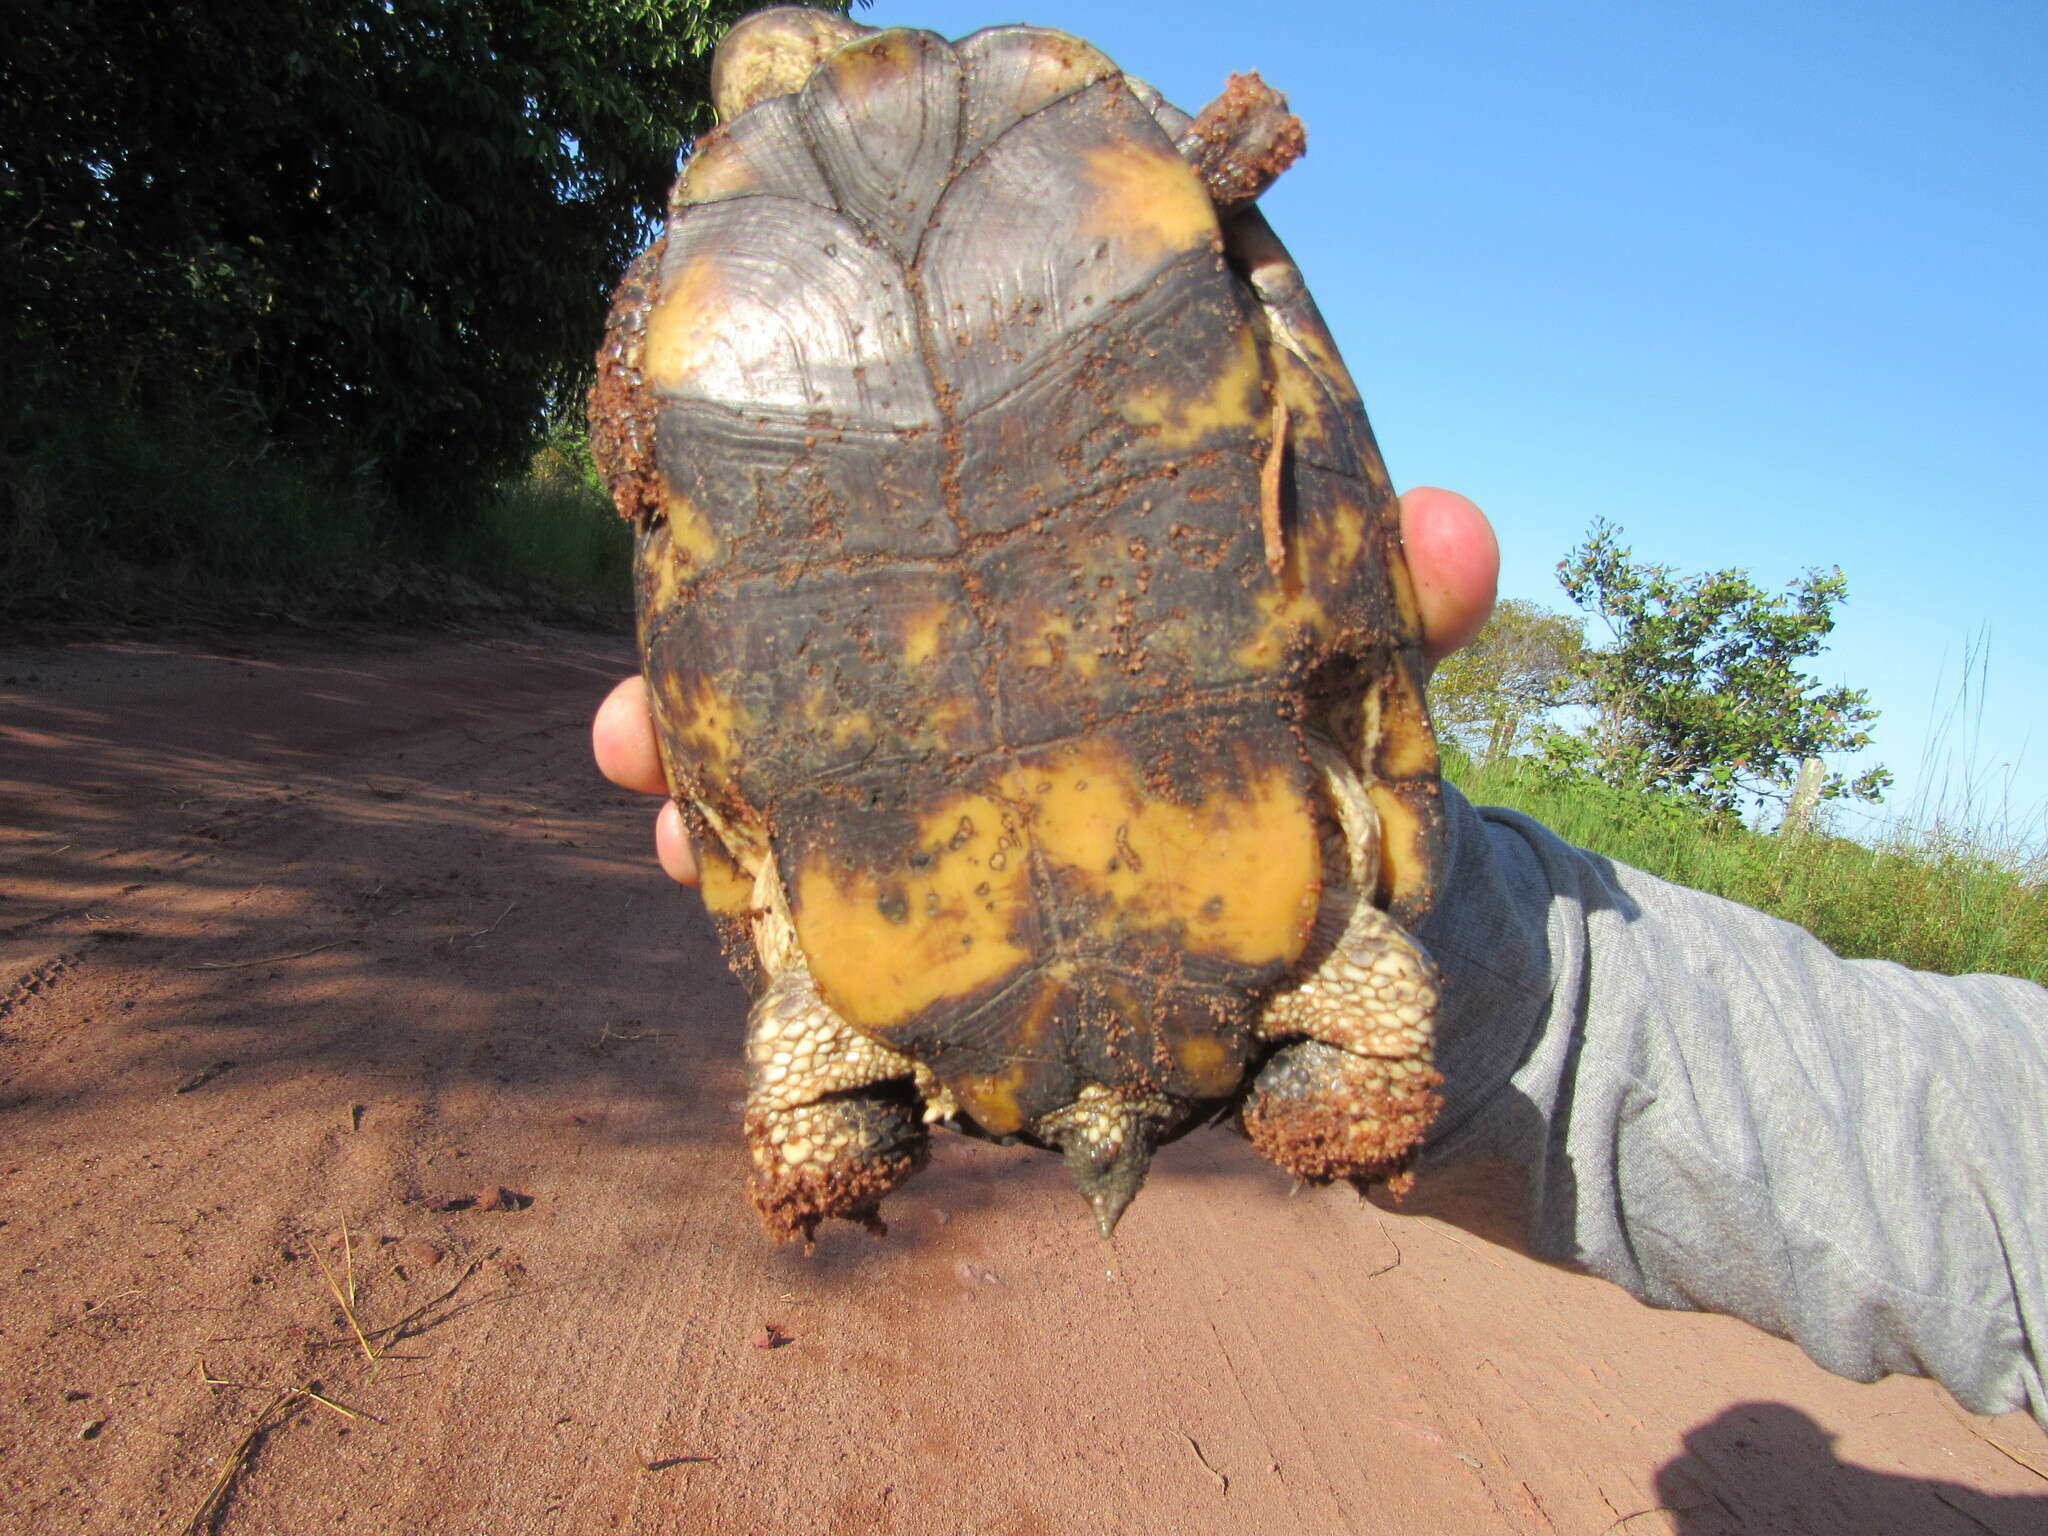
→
(1446, 747, 2046, 983)
(443, 424, 633, 613)
(1, 382, 632, 629)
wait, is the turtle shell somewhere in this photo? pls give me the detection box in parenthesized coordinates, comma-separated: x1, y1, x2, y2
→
(599, 21, 1443, 1139)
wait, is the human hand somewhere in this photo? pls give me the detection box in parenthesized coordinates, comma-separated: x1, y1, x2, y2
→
(591, 486, 1499, 888)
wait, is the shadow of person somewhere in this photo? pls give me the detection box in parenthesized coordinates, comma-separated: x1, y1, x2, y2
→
(1649, 1401, 2048, 1534)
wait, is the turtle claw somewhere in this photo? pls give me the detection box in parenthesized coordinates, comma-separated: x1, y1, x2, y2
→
(1038, 1087, 1179, 1238)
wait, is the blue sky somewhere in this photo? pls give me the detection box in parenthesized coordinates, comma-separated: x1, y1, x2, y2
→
(867, 0, 2046, 847)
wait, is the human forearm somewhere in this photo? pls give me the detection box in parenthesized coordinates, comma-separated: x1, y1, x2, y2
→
(1417, 786, 2048, 1425)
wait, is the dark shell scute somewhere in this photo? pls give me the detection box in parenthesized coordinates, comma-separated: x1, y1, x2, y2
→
(798, 29, 963, 263)
(952, 250, 1258, 535)
(656, 198, 935, 429)
(952, 26, 1122, 173)
(679, 94, 833, 210)
(644, 562, 996, 814)
(922, 80, 1216, 415)
(658, 400, 955, 565)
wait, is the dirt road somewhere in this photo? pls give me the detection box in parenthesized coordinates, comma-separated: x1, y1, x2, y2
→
(2, 627, 2042, 1534)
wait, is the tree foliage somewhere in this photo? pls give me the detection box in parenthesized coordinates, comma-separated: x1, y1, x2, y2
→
(1543, 520, 1891, 813)
(1428, 597, 1585, 764)
(2, 0, 761, 537)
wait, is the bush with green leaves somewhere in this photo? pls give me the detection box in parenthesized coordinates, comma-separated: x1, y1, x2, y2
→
(1427, 596, 1585, 766)
(1542, 520, 1891, 815)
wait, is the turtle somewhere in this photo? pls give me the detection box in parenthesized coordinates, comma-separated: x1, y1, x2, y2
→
(589, 7, 1446, 1244)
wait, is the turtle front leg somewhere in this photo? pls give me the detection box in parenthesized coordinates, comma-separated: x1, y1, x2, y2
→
(742, 965, 935, 1245)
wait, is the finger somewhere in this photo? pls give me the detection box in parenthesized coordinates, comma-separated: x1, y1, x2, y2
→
(655, 799, 701, 887)
(1398, 486, 1499, 667)
(593, 674, 669, 795)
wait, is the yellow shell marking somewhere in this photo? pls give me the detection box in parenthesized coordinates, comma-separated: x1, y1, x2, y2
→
(792, 739, 1318, 1047)
(1078, 138, 1219, 269)
(641, 523, 683, 616)
(1268, 349, 1334, 447)
(693, 827, 756, 919)
(678, 132, 757, 205)
(1378, 721, 1439, 782)
(1233, 483, 1380, 671)
(815, 29, 926, 103)
(1173, 1033, 1240, 1097)
(987, 33, 1118, 122)
(641, 255, 726, 393)
(949, 967, 1075, 1134)
(1386, 534, 1425, 636)
(828, 708, 876, 749)
(911, 694, 979, 750)
(952, 1060, 1034, 1137)
(1313, 494, 1368, 575)
(1009, 746, 1318, 968)
(1023, 612, 1099, 679)
(1235, 581, 1330, 672)
(660, 489, 720, 574)
(655, 672, 752, 776)
(1118, 325, 1262, 451)
(795, 793, 1036, 1033)
(649, 674, 769, 864)
(1367, 783, 1432, 910)
(1374, 664, 1440, 781)
(900, 604, 951, 667)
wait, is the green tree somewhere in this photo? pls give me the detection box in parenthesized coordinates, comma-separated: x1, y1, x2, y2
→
(1544, 519, 1891, 814)
(1, 0, 764, 540)
(1429, 597, 1585, 765)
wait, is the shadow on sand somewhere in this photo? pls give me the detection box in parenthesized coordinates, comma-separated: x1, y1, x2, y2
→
(1647, 1401, 2047, 1535)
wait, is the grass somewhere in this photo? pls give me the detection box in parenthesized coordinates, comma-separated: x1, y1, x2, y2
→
(443, 439, 636, 617)
(1, 383, 633, 631)
(1445, 746, 2047, 983)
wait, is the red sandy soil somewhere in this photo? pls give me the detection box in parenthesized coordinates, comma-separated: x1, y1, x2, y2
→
(2, 626, 2043, 1535)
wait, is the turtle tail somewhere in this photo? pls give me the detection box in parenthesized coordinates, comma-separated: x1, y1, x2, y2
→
(1037, 1086, 1182, 1238)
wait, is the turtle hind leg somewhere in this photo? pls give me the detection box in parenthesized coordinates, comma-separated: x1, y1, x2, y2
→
(743, 967, 930, 1246)
(1243, 889, 1442, 1195)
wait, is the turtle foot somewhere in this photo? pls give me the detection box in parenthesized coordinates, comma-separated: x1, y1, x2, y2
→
(745, 1091, 928, 1246)
(1242, 1038, 1440, 1193)
(742, 967, 929, 1245)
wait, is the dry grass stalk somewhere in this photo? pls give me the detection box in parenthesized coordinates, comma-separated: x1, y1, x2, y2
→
(189, 942, 341, 971)
(1938, 1391, 2048, 1481)
(183, 1366, 365, 1536)
(311, 1224, 382, 1373)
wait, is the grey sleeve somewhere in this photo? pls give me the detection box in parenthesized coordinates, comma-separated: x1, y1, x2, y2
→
(1413, 784, 2048, 1426)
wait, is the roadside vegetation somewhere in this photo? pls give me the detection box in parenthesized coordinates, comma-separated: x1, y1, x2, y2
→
(1438, 529, 2044, 983)
(3, 0, 758, 631)
(1, 388, 631, 628)
(1443, 744, 2046, 984)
